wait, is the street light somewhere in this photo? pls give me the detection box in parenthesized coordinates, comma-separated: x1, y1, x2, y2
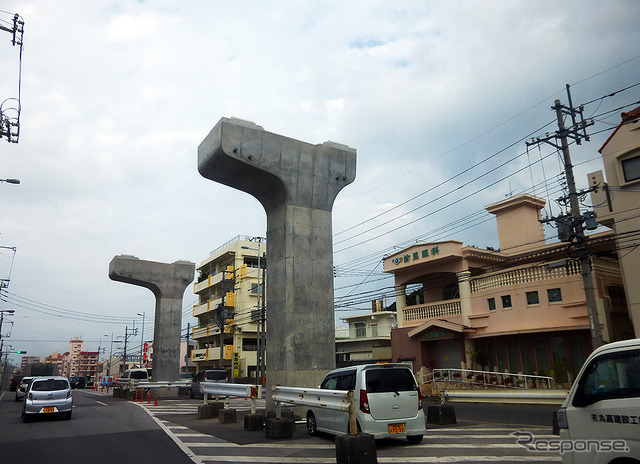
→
(137, 312, 145, 366)
(0, 178, 20, 184)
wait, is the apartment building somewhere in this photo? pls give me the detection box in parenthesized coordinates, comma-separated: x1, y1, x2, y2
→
(192, 235, 265, 380)
(589, 105, 640, 337)
(19, 356, 40, 372)
(386, 193, 632, 385)
(335, 309, 396, 368)
(58, 338, 100, 379)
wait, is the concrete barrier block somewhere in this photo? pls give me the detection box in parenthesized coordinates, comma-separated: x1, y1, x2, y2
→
(244, 413, 264, 431)
(198, 403, 223, 419)
(219, 408, 237, 424)
(264, 417, 294, 439)
(426, 404, 457, 425)
(335, 433, 377, 464)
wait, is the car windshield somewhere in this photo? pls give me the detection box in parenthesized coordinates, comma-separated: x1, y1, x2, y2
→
(31, 379, 68, 391)
(130, 371, 147, 379)
(365, 368, 417, 393)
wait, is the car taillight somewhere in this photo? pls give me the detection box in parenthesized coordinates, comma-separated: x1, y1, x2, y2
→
(67, 390, 71, 399)
(359, 389, 370, 414)
(28, 393, 32, 401)
(417, 388, 423, 411)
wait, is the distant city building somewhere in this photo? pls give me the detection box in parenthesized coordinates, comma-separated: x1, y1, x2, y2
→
(50, 338, 101, 379)
(386, 194, 632, 385)
(20, 356, 40, 372)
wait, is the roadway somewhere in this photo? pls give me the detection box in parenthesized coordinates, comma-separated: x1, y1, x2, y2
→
(0, 389, 561, 463)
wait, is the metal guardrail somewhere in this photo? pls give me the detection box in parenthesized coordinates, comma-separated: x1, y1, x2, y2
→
(272, 385, 358, 435)
(201, 381, 263, 414)
(431, 368, 554, 389)
(137, 380, 191, 389)
(444, 389, 569, 405)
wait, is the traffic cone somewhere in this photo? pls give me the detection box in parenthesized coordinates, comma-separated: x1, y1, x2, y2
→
(147, 390, 151, 404)
(154, 391, 158, 406)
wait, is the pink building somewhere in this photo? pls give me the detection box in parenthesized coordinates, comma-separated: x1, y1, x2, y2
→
(386, 194, 633, 385)
(589, 106, 640, 337)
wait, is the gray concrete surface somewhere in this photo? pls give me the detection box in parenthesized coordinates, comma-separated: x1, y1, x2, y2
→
(109, 255, 195, 381)
(198, 118, 356, 409)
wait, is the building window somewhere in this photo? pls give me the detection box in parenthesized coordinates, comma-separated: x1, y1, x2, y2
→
(547, 288, 562, 303)
(501, 295, 512, 309)
(355, 322, 366, 338)
(526, 291, 540, 306)
(621, 154, 640, 183)
(487, 298, 496, 311)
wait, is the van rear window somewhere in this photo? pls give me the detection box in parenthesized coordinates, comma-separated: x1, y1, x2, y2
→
(206, 371, 227, 381)
(365, 368, 417, 393)
(130, 371, 148, 379)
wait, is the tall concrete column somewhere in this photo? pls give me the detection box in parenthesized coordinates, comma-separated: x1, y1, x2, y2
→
(109, 255, 195, 381)
(198, 118, 356, 408)
(456, 270, 473, 369)
(394, 284, 407, 327)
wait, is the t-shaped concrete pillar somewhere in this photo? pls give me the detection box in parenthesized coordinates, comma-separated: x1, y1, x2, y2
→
(198, 118, 356, 407)
(108, 255, 195, 381)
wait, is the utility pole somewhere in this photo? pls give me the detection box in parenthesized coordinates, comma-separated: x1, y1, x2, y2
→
(527, 84, 603, 350)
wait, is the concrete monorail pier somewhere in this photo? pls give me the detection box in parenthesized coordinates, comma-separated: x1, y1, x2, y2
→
(198, 118, 356, 410)
(109, 255, 195, 382)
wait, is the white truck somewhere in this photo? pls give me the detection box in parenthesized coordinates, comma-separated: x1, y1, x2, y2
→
(557, 338, 640, 464)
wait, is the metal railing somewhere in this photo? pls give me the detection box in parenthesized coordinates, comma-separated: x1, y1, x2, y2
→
(201, 381, 262, 414)
(272, 385, 358, 435)
(430, 368, 554, 389)
(444, 389, 568, 405)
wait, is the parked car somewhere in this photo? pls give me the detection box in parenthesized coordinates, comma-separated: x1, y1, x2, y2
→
(10, 375, 24, 391)
(68, 376, 86, 389)
(557, 338, 640, 464)
(22, 376, 73, 422)
(306, 363, 425, 444)
(14, 376, 33, 402)
(190, 369, 228, 399)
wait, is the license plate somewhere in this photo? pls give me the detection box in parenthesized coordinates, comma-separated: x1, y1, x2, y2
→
(389, 423, 405, 434)
(42, 407, 56, 413)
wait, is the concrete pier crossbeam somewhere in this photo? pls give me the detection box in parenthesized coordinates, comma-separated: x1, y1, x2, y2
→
(198, 118, 356, 408)
(109, 255, 195, 382)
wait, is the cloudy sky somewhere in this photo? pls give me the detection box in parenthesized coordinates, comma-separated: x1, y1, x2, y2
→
(1, 1, 639, 364)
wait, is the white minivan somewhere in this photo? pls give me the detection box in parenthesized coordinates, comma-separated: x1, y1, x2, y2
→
(557, 338, 640, 464)
(306, 363, 425, 444)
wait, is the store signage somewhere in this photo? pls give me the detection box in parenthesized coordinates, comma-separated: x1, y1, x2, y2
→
(425, 330, 446, 339)
(391, 246, 440, 265)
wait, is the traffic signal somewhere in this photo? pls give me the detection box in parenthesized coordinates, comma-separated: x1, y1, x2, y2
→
(16, 350, 27, 354)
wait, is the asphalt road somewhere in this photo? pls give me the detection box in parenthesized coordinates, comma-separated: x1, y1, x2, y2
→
(0, 388, 560, 464)
(0, 389, 193, 464)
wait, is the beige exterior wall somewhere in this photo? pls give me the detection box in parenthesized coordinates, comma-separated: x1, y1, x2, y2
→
(589, 106, 640, 337)
(192, 235, 264, 379)
(385, 194, 632, 384)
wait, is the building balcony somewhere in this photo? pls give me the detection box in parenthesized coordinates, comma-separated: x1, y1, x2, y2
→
(193, 298, 222, 317)
(193, 271, 224, 294)
(192, 324, 221, 340)
(403, 299, 462, 323)
(191, 346, 233, 362)
(470, 260, 581, 293)
(337, 326, 392, 340)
